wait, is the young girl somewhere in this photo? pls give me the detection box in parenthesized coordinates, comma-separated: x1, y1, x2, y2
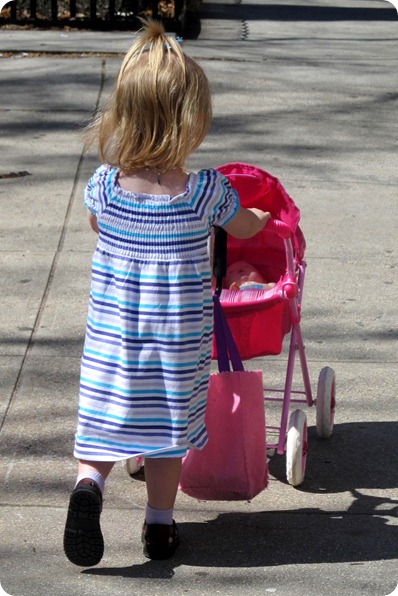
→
(63, 19, 270, 567)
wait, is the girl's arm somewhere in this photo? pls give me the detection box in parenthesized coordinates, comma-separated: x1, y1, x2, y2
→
(222, 206, 270, 239)
(87, 210, 99, 233)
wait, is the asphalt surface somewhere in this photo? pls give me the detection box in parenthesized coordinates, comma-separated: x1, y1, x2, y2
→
(0, 1, 398, 595)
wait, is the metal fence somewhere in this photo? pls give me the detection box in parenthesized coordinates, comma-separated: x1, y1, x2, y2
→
(0, 0, 201, 37)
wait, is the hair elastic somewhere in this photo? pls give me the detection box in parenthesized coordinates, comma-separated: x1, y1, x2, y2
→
(164, 36, 184, 49)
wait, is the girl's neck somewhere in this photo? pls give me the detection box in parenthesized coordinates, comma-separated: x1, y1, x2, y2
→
(118, 166, 189, 197)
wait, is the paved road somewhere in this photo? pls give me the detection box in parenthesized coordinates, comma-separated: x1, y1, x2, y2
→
(0, 1, 397, 594)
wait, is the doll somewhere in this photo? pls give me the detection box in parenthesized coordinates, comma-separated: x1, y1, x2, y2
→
(225, 261, 275, 291)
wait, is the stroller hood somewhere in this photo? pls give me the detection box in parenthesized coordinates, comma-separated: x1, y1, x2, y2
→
(216, 162, 305, 259)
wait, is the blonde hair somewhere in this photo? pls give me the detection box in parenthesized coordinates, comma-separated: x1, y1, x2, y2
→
(86, 20, 212, 173)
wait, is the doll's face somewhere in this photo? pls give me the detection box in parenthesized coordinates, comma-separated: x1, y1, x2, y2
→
(225, 261, 264, 288)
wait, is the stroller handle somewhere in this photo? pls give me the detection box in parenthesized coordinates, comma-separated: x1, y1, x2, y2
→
(266, 218, 291, 239)
(266, 219, 298, 305)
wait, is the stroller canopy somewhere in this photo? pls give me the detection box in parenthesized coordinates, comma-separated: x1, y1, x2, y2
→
(216, 162, 305, 260)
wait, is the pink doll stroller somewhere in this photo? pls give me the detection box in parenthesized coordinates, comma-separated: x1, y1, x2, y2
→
(212, 162, 336, 486)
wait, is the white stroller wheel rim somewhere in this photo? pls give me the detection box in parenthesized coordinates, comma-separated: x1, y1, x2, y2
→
(286, 409, 307, 487)
(125, 456, 144, 477)
(316, 367, 336, 439)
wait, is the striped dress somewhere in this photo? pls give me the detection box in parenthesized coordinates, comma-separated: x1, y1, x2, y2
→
(74, 165, 239, 461)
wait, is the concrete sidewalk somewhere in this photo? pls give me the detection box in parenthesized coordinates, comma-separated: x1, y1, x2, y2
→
(1, 1, 397, 595)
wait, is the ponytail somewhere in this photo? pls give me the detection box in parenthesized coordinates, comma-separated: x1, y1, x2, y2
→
(87, 19, 212, 173)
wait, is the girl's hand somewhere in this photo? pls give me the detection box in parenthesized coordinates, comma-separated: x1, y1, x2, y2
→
(222, 207, 271, 239)
(249, 208, 271, 225)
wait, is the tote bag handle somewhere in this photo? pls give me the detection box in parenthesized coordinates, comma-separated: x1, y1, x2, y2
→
(213, 293, 244, 373)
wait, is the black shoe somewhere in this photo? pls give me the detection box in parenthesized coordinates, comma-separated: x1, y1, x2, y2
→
(63, 479, 104, 567)
(142, 521, 180, 560)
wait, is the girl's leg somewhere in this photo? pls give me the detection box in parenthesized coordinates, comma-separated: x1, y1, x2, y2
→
(144, 457, 182, 511)
(64, 460, 114, 567)
(78, 460, 115, 477)
(76, 460, 115, 493)
(141, 457, 182, 560)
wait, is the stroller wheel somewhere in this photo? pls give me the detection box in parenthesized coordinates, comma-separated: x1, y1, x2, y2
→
(125, 456, 144, 477)
(316, 367, 336, 439)
(286, 409, 308, 487)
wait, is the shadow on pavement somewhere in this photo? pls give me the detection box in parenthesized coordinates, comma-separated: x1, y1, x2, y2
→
(268, 421, 398, 493)
(83, 421, 398, 575)
(83, 504, 397, 575)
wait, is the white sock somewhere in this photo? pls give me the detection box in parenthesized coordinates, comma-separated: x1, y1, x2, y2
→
(75, 471, 105, 495)
(145, 504, 174, 526)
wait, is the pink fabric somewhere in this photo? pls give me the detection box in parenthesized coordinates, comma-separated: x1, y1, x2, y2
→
(212, 295, 291, 359)
(216, 162, 304, 257)
(180, 370, 268, 501)
(216, 162, 305, 260)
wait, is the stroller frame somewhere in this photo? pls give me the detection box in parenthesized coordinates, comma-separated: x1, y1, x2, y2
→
(261, 232, 313, 455)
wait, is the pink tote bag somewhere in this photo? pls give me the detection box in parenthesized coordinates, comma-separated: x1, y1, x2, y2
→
(180, 294, 268, 501)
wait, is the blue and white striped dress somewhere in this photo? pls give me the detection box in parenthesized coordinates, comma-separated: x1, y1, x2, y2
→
(74, 165, 239, 461)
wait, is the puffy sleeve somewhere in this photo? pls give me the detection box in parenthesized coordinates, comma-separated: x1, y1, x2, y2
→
(191, 169, 240, 229)
(83, 165, 111, 216)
